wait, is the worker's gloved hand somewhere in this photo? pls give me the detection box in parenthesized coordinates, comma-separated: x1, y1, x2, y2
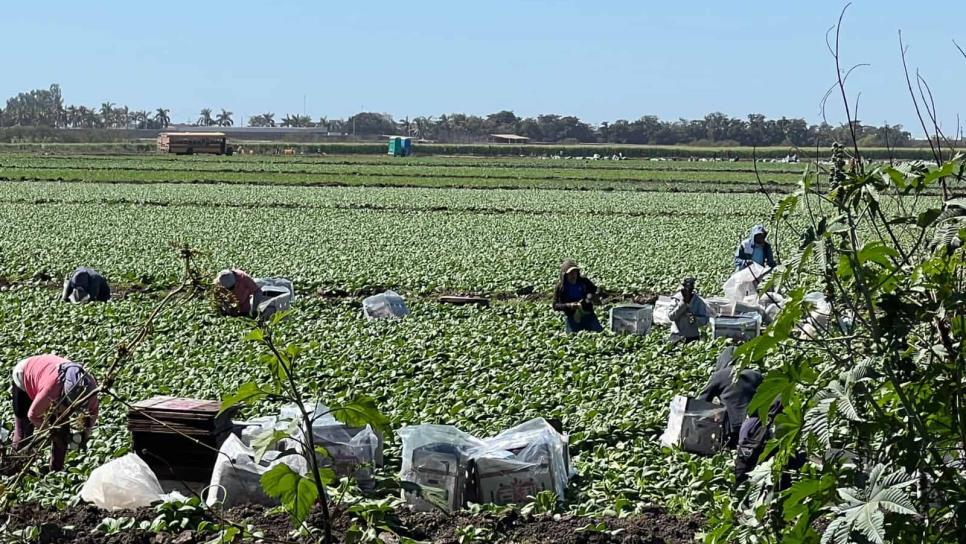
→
(580, 296, 593, 311)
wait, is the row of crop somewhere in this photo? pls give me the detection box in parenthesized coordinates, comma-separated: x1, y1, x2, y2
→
(0, 181, 771, 220)
(0, 195, 760, 295)
(0, 151, 808, 174)
(0, 158, 805, 185)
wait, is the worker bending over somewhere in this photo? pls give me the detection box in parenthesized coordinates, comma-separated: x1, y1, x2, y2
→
(11, 354, 99, 471)
(734, 225, 776, 270)
(62, 267, 111, 304)
(552, 260, 602, 333)
(668, 277, 709, 344)
(214, 269, 293, 320)
(698, 345, 763, 447)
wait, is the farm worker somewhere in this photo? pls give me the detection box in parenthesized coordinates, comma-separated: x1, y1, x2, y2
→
(734, 399, 804, 490)
(552, 260, 603, 333)
(667, 277, 710, 344)
(213, 269, 260, 317)
(11, 354, 99, 471)
(62, 267, 111, 304)
(698, 345, 763, 447)
(733, 225, 776, 271)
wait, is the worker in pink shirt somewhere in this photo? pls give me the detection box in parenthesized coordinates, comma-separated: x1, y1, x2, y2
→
(214, 269, 260, 317)
(11, 354, 99, 471)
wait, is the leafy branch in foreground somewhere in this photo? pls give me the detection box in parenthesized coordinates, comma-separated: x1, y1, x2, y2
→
(219, 312, 391, 544)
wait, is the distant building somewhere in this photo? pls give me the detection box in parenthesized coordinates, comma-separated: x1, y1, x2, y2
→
(489, 134, 531, 144)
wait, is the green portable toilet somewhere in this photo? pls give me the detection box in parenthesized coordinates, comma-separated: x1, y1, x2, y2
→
(388, 137, 403, 156)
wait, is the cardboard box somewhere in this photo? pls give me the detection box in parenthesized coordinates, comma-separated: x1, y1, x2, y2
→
(404, 444, 467, 513)
(661, 396, 726, 456)
(474, 455, 553, 505)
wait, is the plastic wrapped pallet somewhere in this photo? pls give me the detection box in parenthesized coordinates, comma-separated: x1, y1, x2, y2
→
(468, 418, 572, 504)
(609, 304, 653, 335)
(398, 424, 485, 513)
(652, 296, 676, 326)
(362, 290, 410, 320)
(659, 396, 726, 456)
(205, 435, 307, 508)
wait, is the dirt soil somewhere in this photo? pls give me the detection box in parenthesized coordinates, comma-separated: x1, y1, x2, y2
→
(5, 503, 702, 544)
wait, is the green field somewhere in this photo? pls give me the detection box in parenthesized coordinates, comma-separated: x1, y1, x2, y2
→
(0, 152, 861, 532)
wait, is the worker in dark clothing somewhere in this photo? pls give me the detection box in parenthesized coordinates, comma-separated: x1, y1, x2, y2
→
(62, 268, 111, 304)
(698, 346, 763, 447)
(552, 260, 602, 333)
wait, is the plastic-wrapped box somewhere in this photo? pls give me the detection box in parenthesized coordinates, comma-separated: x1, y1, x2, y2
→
(723, 263, 768, 304)
(609, 304, 653, 335)
(469, 418, 572, 503)
(254, 277, 295, 318)
(660, 395, 726, 456)
(362, 290, 410, 320)
(398, 425, 485, 512)
(205, 435, 307, 508)
(278, 403, 384, 490)
(711, 314, 762, 341)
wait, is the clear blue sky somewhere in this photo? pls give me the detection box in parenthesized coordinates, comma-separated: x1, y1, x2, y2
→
(4, 1, 965, 135)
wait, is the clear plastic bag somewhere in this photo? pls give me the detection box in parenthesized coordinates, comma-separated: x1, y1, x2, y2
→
(80, 453, 165, 510)
(362, 291, 410, 320)
(469, 418, 573, 503)
(205, 434, 307, 508)
(609, 304, 653, 335)
(398, 424, 486, 513)
(723, 263, 768, 304)
(660, 396, 726, 456)
(652, 296, 676, 326)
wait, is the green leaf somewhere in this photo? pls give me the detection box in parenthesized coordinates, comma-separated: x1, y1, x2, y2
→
(747, 371, 792, 420)
(244, 328, 265, 343)
(857, 242, 899, 270)
(773, 194, 799, 221)
(314, 445, 331, 458)
(251, 429, 292, 463)
(318, 467, 338, 485)
(219, 382, 267, 414)
(260, 464, 319, 526)
(916, 208, 943, 228)
(330, 395, 391, 433)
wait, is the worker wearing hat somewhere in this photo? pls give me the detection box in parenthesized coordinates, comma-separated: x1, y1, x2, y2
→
(668, 277, 710, 344)
(62, 267, 111, 304)
(11, 354, 99, 471)
(552, 260, 603, 333)
(734, 225, 776, 271)
(213, 269, 260, 317)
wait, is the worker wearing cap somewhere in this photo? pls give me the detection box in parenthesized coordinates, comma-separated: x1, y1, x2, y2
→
(552, 260, 603, 333)
(734, 225, 776, 271)
(62, 267, 111, 304)
(213, 269, 260, 317)
(11, 354, 99, 471)
(668, 277, 710, 344)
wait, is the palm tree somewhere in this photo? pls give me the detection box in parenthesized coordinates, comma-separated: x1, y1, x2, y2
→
(216, 109, 233, 127)
(280, 114, 297, 128)
(262, 112, 275, 127)
(154, 108, 171, 128)
(131, 110, 149, 129)
(197, 108, 214, 127)
(100, 102, 115, 128)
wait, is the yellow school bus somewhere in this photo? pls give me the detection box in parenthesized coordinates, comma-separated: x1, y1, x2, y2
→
(158, 132, 234, 155)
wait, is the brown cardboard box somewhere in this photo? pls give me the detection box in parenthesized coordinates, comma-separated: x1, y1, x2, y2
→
(474, 454, 554, 505)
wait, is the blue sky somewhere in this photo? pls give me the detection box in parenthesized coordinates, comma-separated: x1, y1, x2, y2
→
(4, 1, 965, 135)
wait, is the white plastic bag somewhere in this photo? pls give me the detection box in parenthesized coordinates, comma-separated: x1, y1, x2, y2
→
(652, 296, 676, 326)
(362, 291, 410, 320)
(80, 453, 165, 510)
(206, 435, 307, 508)
(723, 263, 768, 304)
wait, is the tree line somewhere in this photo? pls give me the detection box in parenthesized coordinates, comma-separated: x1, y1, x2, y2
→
(1, 84, 916, 147)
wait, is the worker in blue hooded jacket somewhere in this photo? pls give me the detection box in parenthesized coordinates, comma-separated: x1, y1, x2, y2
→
(733, 225, 776, 271)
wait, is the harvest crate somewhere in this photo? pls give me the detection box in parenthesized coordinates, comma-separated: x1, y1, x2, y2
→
(128, 396, 237, 482)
